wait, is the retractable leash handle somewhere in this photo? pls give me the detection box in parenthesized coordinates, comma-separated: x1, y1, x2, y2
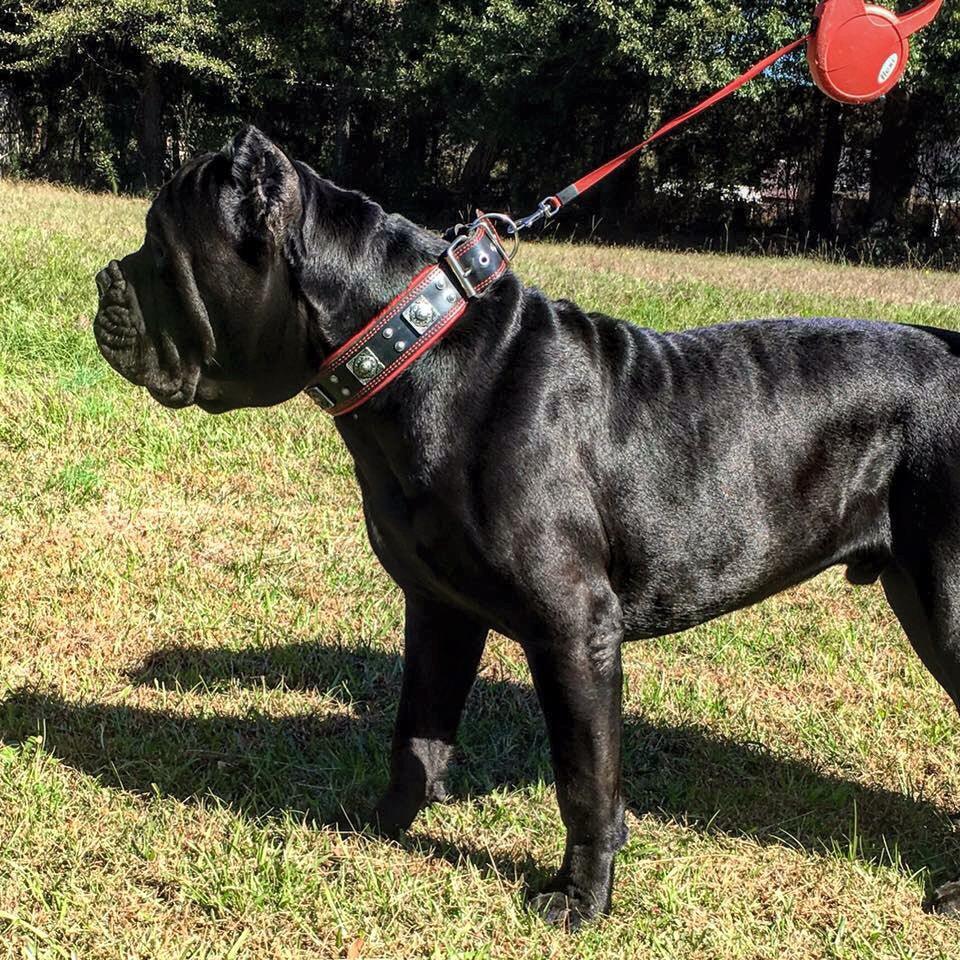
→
(808, 0, 943, 103)
(509, 0, 945, 235)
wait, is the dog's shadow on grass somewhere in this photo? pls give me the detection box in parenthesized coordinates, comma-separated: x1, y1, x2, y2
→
(2, 640, 959, 890)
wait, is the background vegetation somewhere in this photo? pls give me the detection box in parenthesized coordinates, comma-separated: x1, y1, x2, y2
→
(3, 179, 960, 958)
(3, 1, 960, 263)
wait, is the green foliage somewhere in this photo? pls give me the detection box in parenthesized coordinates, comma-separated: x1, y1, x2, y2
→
(1, 0, 958, 256)
(2, 0, 233, 78)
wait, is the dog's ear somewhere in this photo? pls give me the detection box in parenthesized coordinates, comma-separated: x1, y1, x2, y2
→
(224, 126, 302, 242)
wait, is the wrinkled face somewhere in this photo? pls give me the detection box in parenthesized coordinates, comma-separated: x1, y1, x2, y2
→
(93, 127, 312, 414)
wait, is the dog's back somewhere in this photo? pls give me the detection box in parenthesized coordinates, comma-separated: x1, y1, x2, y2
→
(492, 306, 960, 639)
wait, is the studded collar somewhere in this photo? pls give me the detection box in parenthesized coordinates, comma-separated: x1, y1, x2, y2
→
(304, 218, 512, 417)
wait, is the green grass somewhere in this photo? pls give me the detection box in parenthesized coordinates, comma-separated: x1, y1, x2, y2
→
(2, 179, 960, 958)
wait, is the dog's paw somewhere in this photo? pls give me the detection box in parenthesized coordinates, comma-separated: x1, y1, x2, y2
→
(369, 776, 451, 838)
(928, 880, 960, 916)
(366, 810, 409, 839)
(368, 793, 422, 838)
(527, 887, 604, 932)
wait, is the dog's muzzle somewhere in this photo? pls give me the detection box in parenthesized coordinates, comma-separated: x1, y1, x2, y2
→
(93, 260, 197, 408)
(94, 261, 142, 377)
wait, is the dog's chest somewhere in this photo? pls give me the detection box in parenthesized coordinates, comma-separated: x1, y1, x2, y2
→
(360, 486, 501, 603)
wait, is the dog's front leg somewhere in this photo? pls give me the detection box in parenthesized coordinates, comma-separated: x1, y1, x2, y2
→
(523, 604, 627, 931)
(372, 594, 488, 834)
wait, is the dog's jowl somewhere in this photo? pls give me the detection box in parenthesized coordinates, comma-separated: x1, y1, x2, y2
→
(94, 126, 960, 928)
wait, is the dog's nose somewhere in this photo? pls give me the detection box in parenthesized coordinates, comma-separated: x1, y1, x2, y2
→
(95, 260, 124, 298)
(95, 268, 111, 297)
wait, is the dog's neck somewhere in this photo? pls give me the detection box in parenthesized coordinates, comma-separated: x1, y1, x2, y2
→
(283, 164, 526, 479)
(286, 164, 448, 358)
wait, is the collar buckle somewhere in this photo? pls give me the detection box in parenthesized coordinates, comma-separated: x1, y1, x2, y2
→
(443, 234, 481, 298)
(442, 214, 518, 300)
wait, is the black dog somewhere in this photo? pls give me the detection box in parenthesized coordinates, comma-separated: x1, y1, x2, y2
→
(94, 126, 960, 928)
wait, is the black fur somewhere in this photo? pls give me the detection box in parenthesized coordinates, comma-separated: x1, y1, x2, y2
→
(93, 127, 960, 928)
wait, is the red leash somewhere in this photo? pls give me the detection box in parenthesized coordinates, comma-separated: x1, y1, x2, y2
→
(513, 34, 810, 232)
(512, 0, 944, 233)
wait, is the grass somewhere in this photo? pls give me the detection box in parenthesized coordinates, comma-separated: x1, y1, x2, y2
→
(2, 178, 960, 959)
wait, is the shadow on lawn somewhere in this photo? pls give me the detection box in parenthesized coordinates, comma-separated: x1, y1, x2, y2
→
(2, 639, 959, 890)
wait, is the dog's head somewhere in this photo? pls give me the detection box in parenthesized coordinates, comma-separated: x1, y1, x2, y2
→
(93, 127, 321, 414)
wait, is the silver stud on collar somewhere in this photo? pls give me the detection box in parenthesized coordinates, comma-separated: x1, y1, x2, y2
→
(403, 296, 436, 334)
(347, 347, 385, 384)
(395, 340, 408, 353)
(382, 327, 395, 340)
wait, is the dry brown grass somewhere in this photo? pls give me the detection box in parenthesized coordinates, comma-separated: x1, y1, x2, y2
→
(2, 179, 960, 958)
(528, 241, 960, 310)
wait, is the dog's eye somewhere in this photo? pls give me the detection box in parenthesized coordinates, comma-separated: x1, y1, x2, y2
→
(151, 238, 174, 286)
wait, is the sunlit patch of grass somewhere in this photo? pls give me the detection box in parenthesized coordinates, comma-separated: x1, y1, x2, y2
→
(1, 179, 959, 958)
(46, 457, 105, 505)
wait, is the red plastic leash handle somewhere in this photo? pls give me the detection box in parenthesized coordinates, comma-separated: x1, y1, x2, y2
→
(515, 33, 810, 229)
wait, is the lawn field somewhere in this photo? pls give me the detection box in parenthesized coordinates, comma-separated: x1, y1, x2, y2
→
(4, 179, 960, 959)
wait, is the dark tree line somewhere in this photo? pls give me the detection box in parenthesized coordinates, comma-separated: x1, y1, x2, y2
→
(2, 1, 960, 264)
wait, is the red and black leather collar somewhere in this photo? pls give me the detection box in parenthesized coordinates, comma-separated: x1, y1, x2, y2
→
(304, 217, 515, 417)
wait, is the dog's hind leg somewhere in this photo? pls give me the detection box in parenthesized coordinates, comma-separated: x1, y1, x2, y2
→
(881, 565, 960, 708)
(881, 552, 960, 915)
(522, 585, 627, 931)
(372, 594, 488, 834)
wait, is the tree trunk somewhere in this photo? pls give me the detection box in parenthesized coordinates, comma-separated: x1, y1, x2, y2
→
(809, 99, 845, 240)
(332, 94, 352, 181)
(332, 0, 356, 183)
(139, 60, 165, 189)
(459, 135, 499, 205)
(865, 87, 921, 233)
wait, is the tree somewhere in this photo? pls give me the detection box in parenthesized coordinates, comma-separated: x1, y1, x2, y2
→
(2, 0, 237, 188)
(1, 0, 959, 262)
